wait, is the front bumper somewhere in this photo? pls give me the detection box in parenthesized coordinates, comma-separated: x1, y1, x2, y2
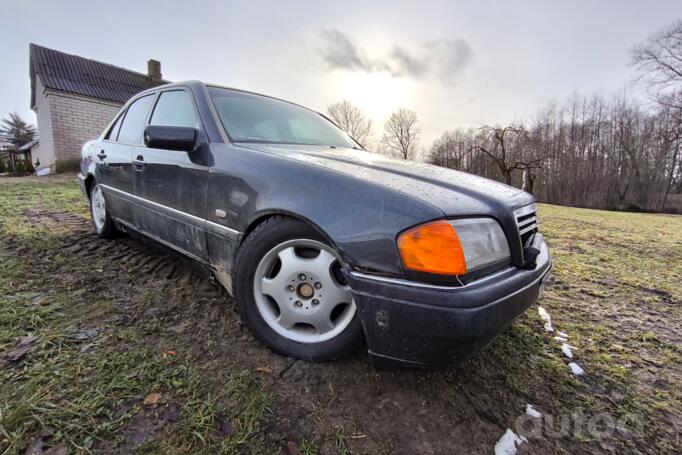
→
(347, 240, 552, 369)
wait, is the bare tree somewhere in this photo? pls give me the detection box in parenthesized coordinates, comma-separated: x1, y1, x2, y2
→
(469, 124, 549, 188)
(327, 101, 373, 146)
(631, 20, 682, 211)
(631, 20, 682, 108)
(382, 108, 420, 160)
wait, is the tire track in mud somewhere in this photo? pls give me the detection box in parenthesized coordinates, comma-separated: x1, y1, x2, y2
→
(23, 209, 91, 233)
(22, 208, 216, 292)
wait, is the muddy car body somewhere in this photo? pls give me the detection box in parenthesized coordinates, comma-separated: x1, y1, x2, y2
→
(78, 81, 552, 368)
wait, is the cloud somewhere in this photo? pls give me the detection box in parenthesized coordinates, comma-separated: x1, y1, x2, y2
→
(390, 45, 429, 78)
(319, 28, 390, 73)
(424, 39, 474, 83)
(319, 29, 473, 84)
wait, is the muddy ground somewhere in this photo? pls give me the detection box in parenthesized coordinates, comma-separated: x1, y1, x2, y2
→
(0, 179, 680, 454)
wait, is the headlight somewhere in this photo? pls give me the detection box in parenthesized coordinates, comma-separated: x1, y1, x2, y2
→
(397, 218, 510, 276)
(448, 218, 510, 271)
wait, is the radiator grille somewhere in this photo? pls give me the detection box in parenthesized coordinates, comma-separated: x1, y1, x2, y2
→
(514, 204, 539, 254)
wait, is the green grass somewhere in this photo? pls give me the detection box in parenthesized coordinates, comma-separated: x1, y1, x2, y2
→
(539, 204, 681, 301)
(532, 203, 682, 451)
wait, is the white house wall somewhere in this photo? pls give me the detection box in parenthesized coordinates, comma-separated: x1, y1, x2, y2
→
(32, 77, 55, 171)
(33, 74, 124, 172)
(47, 86, 122, 171)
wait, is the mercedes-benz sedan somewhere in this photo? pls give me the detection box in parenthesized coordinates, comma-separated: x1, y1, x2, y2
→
(79, 81, 552, 368)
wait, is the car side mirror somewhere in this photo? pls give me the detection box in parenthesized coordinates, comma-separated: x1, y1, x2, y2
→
(144, 125, 197, 152)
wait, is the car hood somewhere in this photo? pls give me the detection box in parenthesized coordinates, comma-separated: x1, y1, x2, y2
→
(236, 143, 534, 217)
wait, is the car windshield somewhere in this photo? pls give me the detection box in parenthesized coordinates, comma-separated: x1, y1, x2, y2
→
(209, 87, 357, 148)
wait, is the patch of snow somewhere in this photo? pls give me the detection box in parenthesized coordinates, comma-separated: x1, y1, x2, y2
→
(557, 331, 569, 339)
(569, 362, 585, 376)
(495, 429, 528, 455)
(525, 404, 542, 418)
(538, 307, 554, 332)
(554, 336, 567, 343)
(538, 307, 551, 323)
(561, 343, 574, 359)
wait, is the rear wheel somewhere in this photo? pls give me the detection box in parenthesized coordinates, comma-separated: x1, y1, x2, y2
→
(233, 217, 363, 361)
(89, 182, 118, 238)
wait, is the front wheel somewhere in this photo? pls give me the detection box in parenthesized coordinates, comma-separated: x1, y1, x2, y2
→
(233, 217, 364, 361)
(89, 182, 118, 238)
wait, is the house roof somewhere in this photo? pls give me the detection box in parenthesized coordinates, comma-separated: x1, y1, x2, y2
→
(30, 43, 168, 108)
(18, 139, 39, 151)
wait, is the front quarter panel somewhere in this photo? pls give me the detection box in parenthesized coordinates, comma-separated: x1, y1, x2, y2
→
(206, 144, 444, 277)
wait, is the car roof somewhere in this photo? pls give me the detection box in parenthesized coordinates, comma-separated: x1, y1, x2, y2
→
(132, 80, 319, 115)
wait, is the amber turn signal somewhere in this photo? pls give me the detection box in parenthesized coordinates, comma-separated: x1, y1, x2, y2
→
(397, 220, 467, 275)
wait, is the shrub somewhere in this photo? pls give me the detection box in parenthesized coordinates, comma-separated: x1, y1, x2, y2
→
(25, 161, 35, 173)
(0, 160, 6, 173)
(14, 161, 25, 174)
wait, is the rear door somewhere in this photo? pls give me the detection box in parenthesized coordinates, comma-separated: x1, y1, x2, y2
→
(130, 88, 210, 261)
(97, 94, 156, 225)
(95, 97, 150, 223)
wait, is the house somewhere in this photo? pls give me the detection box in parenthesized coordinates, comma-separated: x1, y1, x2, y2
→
(8, 138, 39, 168)
(29, 44, 167, 173)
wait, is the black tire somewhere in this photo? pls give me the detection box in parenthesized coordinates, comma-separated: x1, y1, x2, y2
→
(233, 216, 364, 361)
(89, 181, 119, 239)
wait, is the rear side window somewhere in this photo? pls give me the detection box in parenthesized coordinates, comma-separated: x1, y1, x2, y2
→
(117, 95, 155, 144)
(150, 90, 198, 128)
(105, 113, 124, 141)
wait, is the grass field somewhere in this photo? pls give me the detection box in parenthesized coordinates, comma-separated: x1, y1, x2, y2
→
(0, 177, 680, 454)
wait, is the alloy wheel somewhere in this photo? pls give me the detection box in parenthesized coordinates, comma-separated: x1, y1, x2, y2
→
(91, 185, 106, 233)
(253, 239, 356, 343)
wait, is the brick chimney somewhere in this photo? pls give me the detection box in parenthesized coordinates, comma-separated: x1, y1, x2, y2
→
(147, 59, 162, 83)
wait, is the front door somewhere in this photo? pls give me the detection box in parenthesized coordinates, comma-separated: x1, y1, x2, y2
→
(130, 89, 209, 261)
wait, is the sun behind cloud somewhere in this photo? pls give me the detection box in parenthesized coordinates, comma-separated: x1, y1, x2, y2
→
(340, 70, 412, 127)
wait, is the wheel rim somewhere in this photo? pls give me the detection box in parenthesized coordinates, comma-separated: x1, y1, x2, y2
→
(253, 239, 356, 343)
(91, 185, 106, 233)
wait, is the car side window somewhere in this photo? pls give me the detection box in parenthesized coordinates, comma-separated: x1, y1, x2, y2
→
(150, 90, 198, 128)
(105, 112, 124, 141)
(117, 94, 155, 144)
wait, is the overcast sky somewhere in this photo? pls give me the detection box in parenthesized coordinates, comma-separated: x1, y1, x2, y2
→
(2, 0, 680, 147)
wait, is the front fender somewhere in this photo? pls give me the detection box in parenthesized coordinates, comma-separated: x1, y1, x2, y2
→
(207, 144, 444, 277)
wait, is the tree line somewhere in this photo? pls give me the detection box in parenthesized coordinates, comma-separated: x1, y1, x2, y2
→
(428, 93, 681, 212)
(328, 20, 682, 213)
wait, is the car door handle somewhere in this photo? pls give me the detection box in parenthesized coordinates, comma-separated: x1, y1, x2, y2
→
(97, 151, 107, 160)
(132, 156, 146, 169)
(133, 155, 147, 169)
